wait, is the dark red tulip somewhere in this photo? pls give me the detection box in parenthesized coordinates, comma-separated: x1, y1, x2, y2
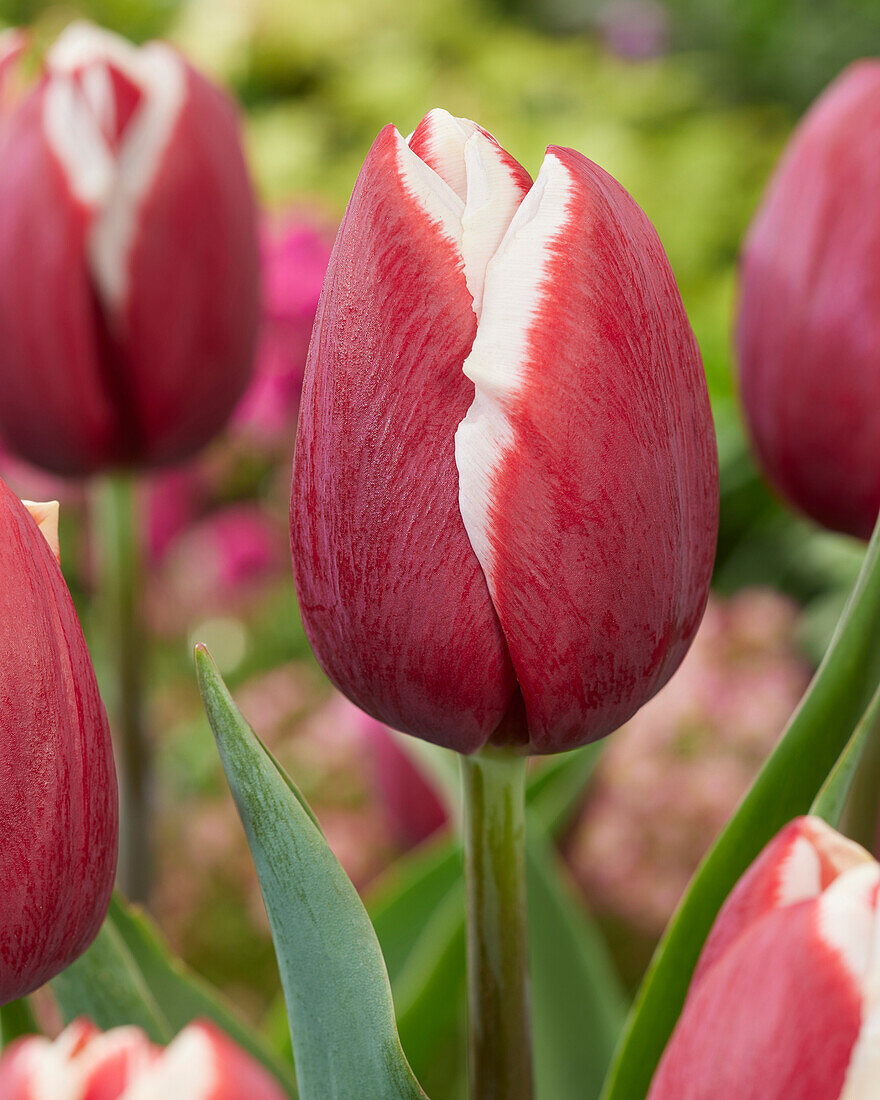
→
(0, 478, 117, 1003)
(737, 62, 880, 539)
(291, 109, 718, 754)
(650, 817, 880, 1100)
(0, 22, 259, 476)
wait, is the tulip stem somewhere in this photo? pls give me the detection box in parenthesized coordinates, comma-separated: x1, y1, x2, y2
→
(96, 475, 151, 904)
(461, 749, 533, 1100)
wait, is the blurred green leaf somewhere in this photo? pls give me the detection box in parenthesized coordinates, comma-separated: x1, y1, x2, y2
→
(528, 832, 628, 1100)
(196, 645, 427, 1100)
(107, 894, 297, 1093)
(51, 913, 172, 1043)
(526, 744, 603, 836)
(51, 894, 297, 1096)
(0, 999, 38, 1048)
(602, 517, 880, 1100)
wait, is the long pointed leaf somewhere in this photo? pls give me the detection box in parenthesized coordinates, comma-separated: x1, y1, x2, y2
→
(602, 517, 880, 1100)
(196, 645, 427, 1100)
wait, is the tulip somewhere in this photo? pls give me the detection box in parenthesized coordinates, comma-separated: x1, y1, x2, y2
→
(0, 478, 117, 1003)
(737, 63, 880, 539)
(649, 816, 880, 1099)
(0, 1018, 288, 1099)
(0, 21, 259, 476)
(291, 107, 718, 755)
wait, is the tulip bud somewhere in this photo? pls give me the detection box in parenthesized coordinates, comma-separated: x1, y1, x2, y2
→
(0, 21, 259, 476)
(0, 477, 117, 1003)
(0, 1018, 287, 1099)
(737, 63, 880, 539)
(291, 108, 718, 754)
(649, 816, 880, 1099)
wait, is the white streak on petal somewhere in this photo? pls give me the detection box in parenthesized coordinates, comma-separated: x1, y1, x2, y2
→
(839, 876, 880, 1099)
(407, 108, 480, 199)
(816, 862, 879, 986)
(43, 22, 186, 315)
(394, 127, 464, 251)
(776, 835, 823, 908)
(460, 132, 529, 318)
(455, 151, 574, 584)
(22, 499, 60, 563)
(121, 1025, 217, 1100)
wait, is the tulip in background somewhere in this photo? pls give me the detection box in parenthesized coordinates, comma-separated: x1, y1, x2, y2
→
(291, 106, 718, 1100)
(0, 21, 259, 475)
(737, 62, 880, 539)
(0, 19, 261, 902)
(0, 1018, 287, 1099)
(649, 816, 880, 1099)
(0, 477, 117, 1004)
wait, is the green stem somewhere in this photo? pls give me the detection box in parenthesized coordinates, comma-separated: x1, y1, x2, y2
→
(0, 998, 38, 1047)
(461, 750, 533, 1100)
(95, 475, 151, 903)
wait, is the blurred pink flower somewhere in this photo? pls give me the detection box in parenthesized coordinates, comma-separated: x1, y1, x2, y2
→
(148, 504, 287, 631)
(598, 0, 670, 60)
(354, 707, 449, 847)
(232, 216, 332, 444)
(566, 589, 811, 936)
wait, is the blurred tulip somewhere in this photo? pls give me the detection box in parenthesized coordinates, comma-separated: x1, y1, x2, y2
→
(232, 216, 332, 444)
(0, 478, 117, 1003)
(357, 710, 449, 847)
(737, 63, 880, 539)
(0, 1018, 287, 1099)
(292, 107, 718, 755)
(649, 816, 880, 1099)
(0, 21, 259, 476)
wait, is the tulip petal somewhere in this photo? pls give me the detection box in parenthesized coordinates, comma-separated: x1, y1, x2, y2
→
(0, 480, 118, 1003)
(737, 62, 880, 539)
(648, 871, 876, 1100)
(292, 124, 518, 752)
(456, 146, 718, 751)
(692, 816, 872, 991)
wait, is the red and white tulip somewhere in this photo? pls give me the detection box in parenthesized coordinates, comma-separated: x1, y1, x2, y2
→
(291, 108, 718, 754)
(0, 22, 259, 475)
(649, 816, 880, 1099)
(0, 479, 117, 1004)
(0, 1019, 287, 1099)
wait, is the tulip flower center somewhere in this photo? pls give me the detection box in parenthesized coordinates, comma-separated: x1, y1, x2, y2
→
(42, 22, 186, 316)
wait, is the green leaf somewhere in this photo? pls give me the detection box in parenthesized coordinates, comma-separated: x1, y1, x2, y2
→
(526, 744, 603, 837)
(106, 894, 297, 1094)
(369, 840, 462, 984)
(601, 517, 880, 1100)
(196, 645, 427, 1100)
(51, 913, 172, 1042)
(51, 894, 297, 1096)
(811, 683, 880, 827)
(528, 832, 628, 1100)
(0, 999, 38, 1048)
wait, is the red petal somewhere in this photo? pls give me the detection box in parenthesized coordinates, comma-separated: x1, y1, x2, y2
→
(292, 124, 517, 753)
(0, 478, 118, 1000)
(649, 892, 868, 1100)
(737, 62, 880, 539)
(457, 146, 718, 752)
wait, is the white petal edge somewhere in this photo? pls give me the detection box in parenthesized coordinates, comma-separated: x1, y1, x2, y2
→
(406, 108, 480, 200)
(454, 150, 574, 590)
(43, 21, 186, 315)
(839, 872, 880, 1099)
(776, 820, 872, 908)
(815, 861, 880, 987)
(121, 1025, 217, 1100)
(32, 1023, 154, 1100)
